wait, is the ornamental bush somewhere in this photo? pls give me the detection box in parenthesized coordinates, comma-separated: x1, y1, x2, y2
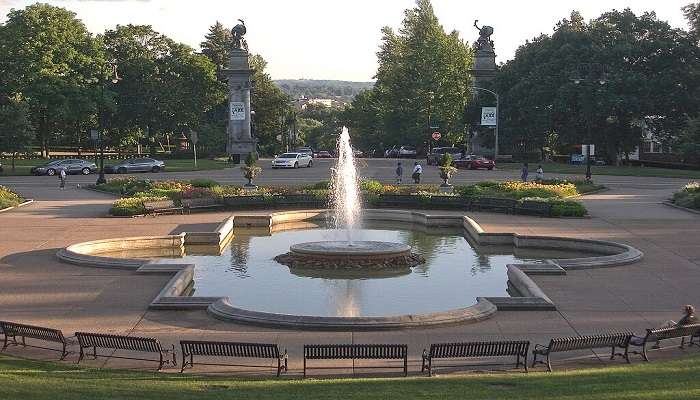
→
(110, 196, 167, 216)
(0, 185, 23, 209)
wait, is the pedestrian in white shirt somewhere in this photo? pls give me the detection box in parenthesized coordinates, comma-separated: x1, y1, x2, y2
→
(412, 162, 423, 184)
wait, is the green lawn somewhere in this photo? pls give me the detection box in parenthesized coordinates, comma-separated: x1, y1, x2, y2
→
(499, 163, 700, 179)
(2, 354, 700, 399)
(0, 158, 229, 176)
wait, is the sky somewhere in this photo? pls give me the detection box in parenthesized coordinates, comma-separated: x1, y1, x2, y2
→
(0, 0, 693, 81)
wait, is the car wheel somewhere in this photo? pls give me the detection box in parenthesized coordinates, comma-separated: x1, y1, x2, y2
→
(117, 167, 127, 174)
(308, 160, 313, 168)
(294, 162, 299, 169)
(488, 167, 494, 171)
(47, 168, 56, 176)
(81, 167, 91, 175)
(151, 166, 160, 173)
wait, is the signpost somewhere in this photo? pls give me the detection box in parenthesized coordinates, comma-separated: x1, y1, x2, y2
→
(481, 107, 497, 126)
(189, 131, 198, 169)
(431, 131, 442, 141)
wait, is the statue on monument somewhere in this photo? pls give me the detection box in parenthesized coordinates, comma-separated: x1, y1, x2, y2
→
(473, 20, 495, 52)
(231, 19, 248, 52)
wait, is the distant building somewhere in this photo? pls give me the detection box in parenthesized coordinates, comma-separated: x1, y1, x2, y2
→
(293, 96, 346, 110)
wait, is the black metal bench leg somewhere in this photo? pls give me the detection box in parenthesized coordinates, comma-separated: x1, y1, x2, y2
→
(404, 356, 408, 377)
(77, 347, 85, 364)
(531, 352, 538, 368)
(180, 352, 187, 373)
(642, 343, 649, 362)
(303, 357, 306, 379)
(523, 354, 529, 373)
(546, 354, 552, 372)
(624, 346, 631, 364)
(60, 342, 68, 361)
(610, 345, 616, 360)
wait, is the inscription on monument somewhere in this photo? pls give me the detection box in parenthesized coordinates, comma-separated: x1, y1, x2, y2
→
(230, 102, 245, 120)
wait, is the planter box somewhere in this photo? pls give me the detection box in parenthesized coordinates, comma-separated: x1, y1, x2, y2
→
(222, 195, 265, 208)
(425, 196, 471, 210)
(515, 200, 552, 216)
(378, 194, 422, 208)
(275, 194, 328, 209)
(474, 197, 517, 213)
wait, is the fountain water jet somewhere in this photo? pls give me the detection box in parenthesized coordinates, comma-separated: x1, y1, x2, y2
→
(331, 127, 362, 244)
(274, 127, 425, 270)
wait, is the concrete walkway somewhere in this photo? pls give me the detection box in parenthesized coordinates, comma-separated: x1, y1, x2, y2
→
(0, 174, 698, 375)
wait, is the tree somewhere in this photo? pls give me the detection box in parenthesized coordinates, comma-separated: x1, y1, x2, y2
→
(371, 0, 473, 150)
(494, 9, 700, 163)
(249, 55, 291, 155)
(0, 98, 35, 170)
(0, 3, 104, 157)
(684, 2, 700, 36)
(200, 22, 232, 72)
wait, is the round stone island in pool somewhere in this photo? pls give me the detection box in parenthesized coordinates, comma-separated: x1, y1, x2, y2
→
(275, 241, 424, 270)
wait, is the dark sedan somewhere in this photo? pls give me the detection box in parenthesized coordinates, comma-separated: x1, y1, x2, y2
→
(105, 158, 165, 174)
(31, 159, 97, 176)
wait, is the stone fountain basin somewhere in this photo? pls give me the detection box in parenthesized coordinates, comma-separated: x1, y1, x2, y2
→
(289, 240, 411, 259)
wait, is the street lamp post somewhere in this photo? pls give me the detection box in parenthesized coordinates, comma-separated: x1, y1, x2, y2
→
(571, 63, 607, 182)
(91, 62, 121, 185)
(470, 86, 499, 161)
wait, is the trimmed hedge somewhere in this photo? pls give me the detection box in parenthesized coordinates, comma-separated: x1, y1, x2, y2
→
(672, 182, 700, 210)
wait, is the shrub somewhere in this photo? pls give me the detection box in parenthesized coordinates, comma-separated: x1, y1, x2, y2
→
(180, 187, 214, 199)
(110, 196, 167, 216)
(189, 179, 219, 188)
(96, 177, 152, 196)
(360, 179, 384, 194)
(307, 180, 331, 190)
(0, 185, 23, 209)
(518, 197, 587, 217)
(683, 182, 700, 193)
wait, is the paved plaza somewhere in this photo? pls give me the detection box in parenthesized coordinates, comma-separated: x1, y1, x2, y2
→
(1, 160, 699, 374)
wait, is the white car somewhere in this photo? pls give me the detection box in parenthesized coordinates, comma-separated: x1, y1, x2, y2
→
(271, 152, 313, 169)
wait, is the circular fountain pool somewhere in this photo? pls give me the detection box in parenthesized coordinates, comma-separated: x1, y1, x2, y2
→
(99, 221, 594, 319)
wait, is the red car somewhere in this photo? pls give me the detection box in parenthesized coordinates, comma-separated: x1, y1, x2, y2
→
(454, 155, 495, 170)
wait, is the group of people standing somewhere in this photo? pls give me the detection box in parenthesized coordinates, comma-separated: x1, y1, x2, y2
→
(395, 161, 423, 184)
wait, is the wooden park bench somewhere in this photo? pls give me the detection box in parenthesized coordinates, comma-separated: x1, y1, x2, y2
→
(474, 197, 517, 213)
(421, 341, 530, 376)
(76, 332, 176, 370)
(275, 194, 325, 209)
(180, 340, 287, 376)
(1, 321, 74, 360)
(181, 197, 223, 214)
(629, 323, 700, 361)
(143, 199, 183, 216)
(303, 344, 408, 377)
(515, 200, 552, 216)
(532, 332, 633, 371)
(377, 194, 421, 208)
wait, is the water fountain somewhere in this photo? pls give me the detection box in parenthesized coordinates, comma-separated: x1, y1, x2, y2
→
(275, 127, 424, 269)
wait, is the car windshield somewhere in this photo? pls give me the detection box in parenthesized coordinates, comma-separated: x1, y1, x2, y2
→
(279, 153, 298, 158)
(403, 146, 415, 150)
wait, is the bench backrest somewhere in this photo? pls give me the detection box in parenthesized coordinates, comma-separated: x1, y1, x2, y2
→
(143, 200, 176, 210)
(180, 340, 280, 359)
(647, 324, 700, 341)
(304, 344, 407, 360)
(549, 332, 632, 352)
(181, 197, 219, 207)
(429, 341, 529, 358)
(76, 332, 163, 353)
(0, 321, 65, 344)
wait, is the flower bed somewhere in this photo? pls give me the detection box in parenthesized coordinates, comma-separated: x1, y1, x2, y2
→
(98, 178, 593, 217)
(672, 182, 700, 210)
(0, 185, 24, 210)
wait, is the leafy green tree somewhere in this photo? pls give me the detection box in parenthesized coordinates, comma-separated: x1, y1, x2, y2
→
(249, 54, 291, 155)
(0, 3, 104, 157)
(678, 117, 700, 164)
(372, 0, 473, 150)
(684, 2, 700, 36)
(201, 22, 232, 72)
(0, 98, 35, 170)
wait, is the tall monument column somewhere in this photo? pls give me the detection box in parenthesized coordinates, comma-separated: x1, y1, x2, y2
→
(471, 20, 496, 87)
(223, 19, 257, 163)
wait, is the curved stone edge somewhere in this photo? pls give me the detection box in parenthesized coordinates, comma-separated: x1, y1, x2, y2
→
(55, 209, 645, 329)
(207, 297, 497, 330)
(0, 199, 34, 214)
(662, 201, 700, 216)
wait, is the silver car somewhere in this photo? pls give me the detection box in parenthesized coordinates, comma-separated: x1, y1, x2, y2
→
(31, 159, 97, 176)
(106, 158, 165, 174)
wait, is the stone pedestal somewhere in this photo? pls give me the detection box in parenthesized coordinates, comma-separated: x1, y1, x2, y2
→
(223, 49, 257, 163)
(471, 48, 497, 87)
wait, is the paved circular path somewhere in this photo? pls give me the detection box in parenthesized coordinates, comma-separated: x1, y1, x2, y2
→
(1, 161, 698, 374)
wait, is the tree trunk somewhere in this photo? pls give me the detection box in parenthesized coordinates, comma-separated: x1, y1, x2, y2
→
(11, 152, 16, 172)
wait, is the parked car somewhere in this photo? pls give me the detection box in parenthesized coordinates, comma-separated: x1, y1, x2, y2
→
(0, 162, 3, 173)
(384, 146, 399, 158)
(272, 152, 313, 169)
(295, 147, 314, 158)
(31, 159, 97, 176)
(352, 148, 364, 158)
(454, 155, 495, 170)
(398, 145, 417, 159)
(315, 151, 333, 158)
(105, 158, 165, 174)
(426, 147, 464, 166)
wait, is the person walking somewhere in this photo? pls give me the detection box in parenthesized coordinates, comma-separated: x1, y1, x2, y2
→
(535, 164, 544, 182)
(395, 162, 403, 184)
(412, 161, 423, 184)
(58, 167, 67, 190)
(521, 163, 529, 183)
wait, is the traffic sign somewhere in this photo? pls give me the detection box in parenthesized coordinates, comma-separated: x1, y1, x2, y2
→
(431, 131, 441, 141)
(189, 131, 198, 145)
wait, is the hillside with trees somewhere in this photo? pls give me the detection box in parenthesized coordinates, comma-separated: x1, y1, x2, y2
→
(274, 80, 374, 101)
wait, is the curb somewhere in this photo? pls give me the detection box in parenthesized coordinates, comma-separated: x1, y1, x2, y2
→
(0, 199, 34, 214)
(662, 201, 700, 216)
